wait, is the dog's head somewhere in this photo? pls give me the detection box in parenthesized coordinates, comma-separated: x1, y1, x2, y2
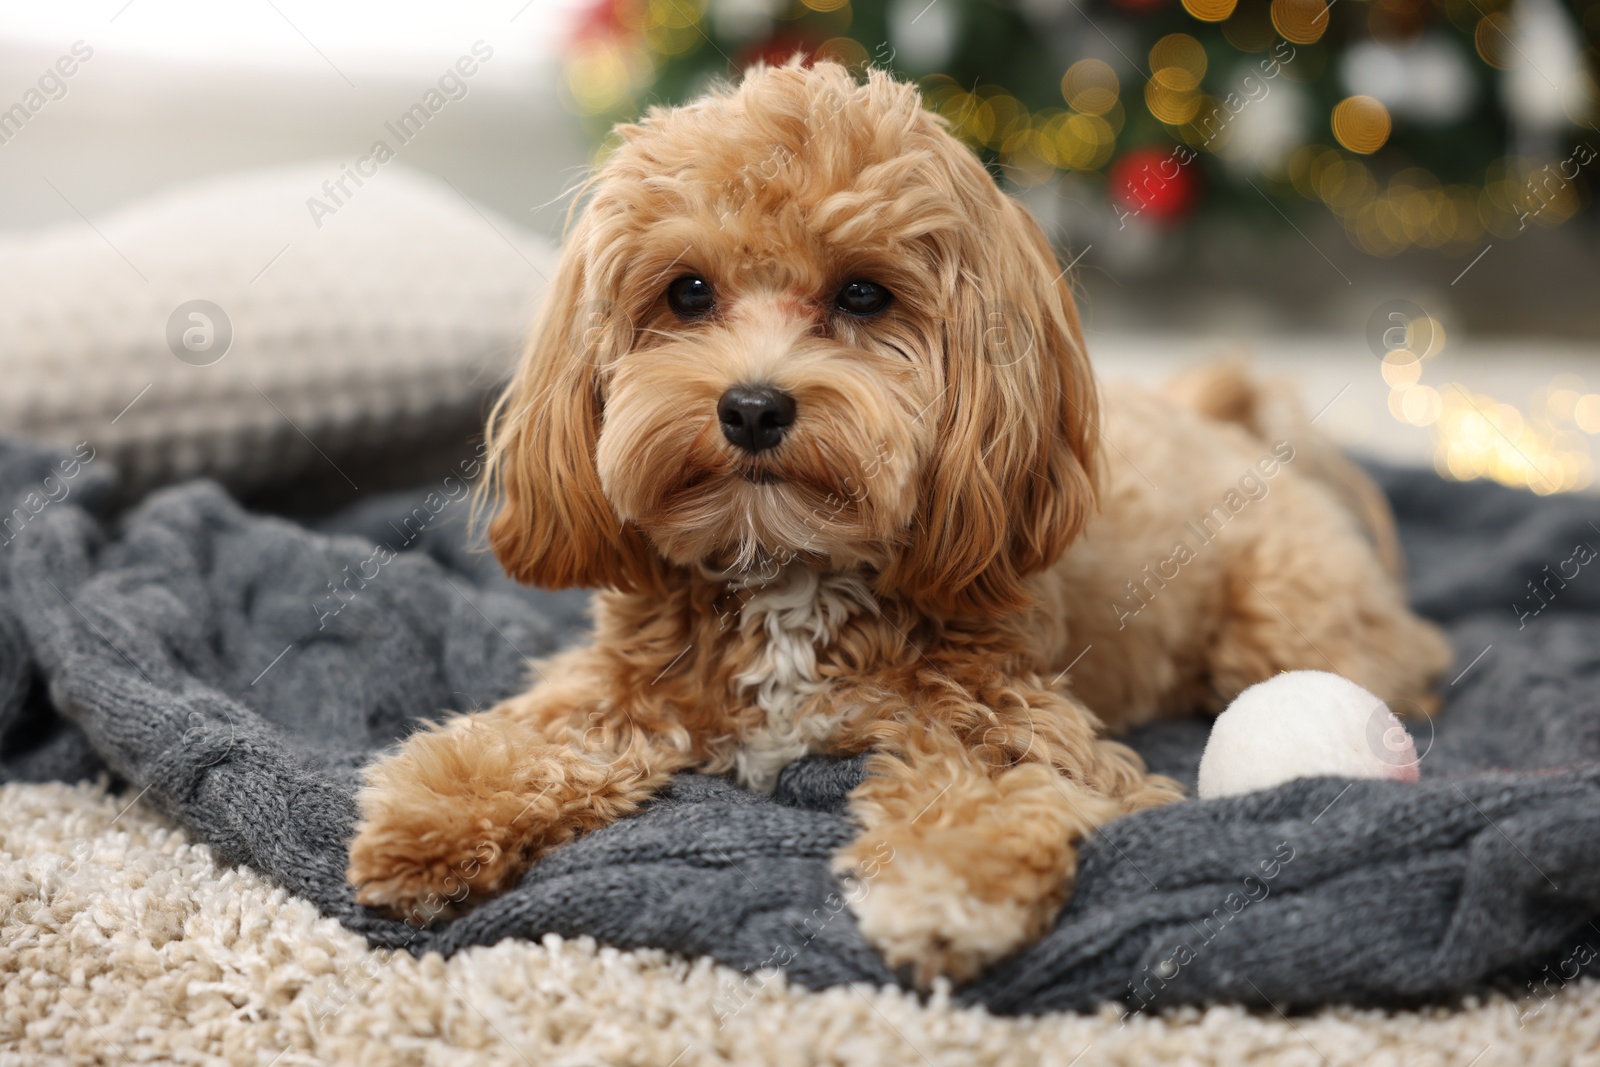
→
(486, 60, 1098, 617)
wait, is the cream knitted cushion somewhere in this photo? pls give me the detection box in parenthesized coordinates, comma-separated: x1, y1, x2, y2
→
(0, 163, 555, 500)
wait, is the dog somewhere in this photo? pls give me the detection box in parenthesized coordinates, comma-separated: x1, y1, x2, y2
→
(346, 60, 1451, 987)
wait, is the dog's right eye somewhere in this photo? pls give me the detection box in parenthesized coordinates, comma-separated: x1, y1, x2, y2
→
(667, 276, 715, 318)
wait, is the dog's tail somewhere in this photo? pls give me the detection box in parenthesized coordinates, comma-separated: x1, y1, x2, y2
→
(1163, 355, 1406, 580)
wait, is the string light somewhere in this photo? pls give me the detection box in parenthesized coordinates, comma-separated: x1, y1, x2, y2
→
(1429, 387, 1590, 494)
(924, 70, 1128, 177)
(1384, 338, 1594, 494)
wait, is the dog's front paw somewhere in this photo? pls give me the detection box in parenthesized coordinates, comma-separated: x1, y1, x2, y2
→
(835, 848, 1056, 989)
(846, 863, 1038, 988)
(834, 762, 1101, 987)
(346, 810, 523, 925)
(345, 724, 551, 923)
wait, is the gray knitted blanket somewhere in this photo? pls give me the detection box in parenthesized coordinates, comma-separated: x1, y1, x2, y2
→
(3, 438, 1598, 1016)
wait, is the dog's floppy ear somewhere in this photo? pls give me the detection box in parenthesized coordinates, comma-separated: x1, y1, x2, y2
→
(482, 224, 664, 593)
(885, 194, 1100, 618)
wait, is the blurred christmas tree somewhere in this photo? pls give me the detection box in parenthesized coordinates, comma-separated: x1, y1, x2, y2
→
(558, 0, 1600, 258)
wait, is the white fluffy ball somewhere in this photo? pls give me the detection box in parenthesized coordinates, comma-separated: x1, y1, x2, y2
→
(1196, 670, 1420, 799)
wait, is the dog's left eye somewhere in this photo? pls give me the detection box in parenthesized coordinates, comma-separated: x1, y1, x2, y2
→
(667, 276, 715, 318)
(835, 280, 892, 317)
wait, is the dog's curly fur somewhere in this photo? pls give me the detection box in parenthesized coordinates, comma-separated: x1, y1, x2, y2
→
(346, 60, 1452, 987)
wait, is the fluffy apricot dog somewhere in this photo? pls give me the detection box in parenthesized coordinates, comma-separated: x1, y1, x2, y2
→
(347, 60, 1451, 985)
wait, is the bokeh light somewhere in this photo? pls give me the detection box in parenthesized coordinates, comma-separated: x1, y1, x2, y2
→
(1146, 80, 1203, 124)
(1271, 0, 1331, 44)
(1430, 388, 1589, 494)
(565, 38, 649, 115)
(817, 36, 869, 67)
(1223, 1, 1278, 51)
(1576, 394, 1600, 433)
(1475, 12, 1515, 69)
(1061, 59, 1119, 115)
(1184, 0, 1240, 23)
(1389, 360, 1596, 494)
(1150, 34, 1209, 90)
(1331, 95, 1392, 154)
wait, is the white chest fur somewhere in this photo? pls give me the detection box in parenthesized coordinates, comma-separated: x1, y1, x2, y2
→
(730, 566, 875, 793)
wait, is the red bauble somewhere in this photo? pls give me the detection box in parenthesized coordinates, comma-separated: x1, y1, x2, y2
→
(1109, 147, 1198, 223)
(572, 0, 630, 40)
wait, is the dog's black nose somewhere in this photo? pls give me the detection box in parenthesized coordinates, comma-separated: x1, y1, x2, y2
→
(717, 385, 796, 454)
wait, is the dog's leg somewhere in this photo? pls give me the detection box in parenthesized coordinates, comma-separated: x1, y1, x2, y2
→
(833, 684, 1180, 987)
(346, 670, 693, 923)
(1208, 505, 1453, 717)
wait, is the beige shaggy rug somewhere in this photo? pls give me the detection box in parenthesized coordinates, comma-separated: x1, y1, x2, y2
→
(3, 780, 1597, 1067)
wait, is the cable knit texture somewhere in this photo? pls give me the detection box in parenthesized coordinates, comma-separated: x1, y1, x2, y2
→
(0, 439, 1597, 1015)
